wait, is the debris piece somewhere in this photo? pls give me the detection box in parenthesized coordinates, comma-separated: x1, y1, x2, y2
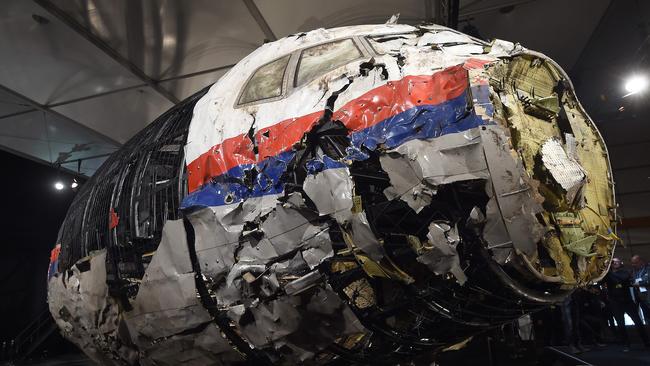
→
(417, 222, 467, 284)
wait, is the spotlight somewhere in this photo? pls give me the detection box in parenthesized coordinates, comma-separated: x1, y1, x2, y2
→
(71, 179, 78, 189)
(624, 74, 648, 95)
(54, 181, 65, 190)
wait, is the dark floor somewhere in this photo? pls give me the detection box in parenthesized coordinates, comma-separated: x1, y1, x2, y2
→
(4, 339, 650, 365)
(436, 328, 650, 366)
(568, 344, 650, 366)
(1, 353, 95, 366)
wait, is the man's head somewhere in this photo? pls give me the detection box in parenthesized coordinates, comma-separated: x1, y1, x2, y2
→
(611, 257, 623, 270)
(631, 255, 645, 270)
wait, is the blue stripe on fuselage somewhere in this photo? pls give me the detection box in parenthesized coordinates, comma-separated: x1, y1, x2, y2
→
(181, 90, 492, 209)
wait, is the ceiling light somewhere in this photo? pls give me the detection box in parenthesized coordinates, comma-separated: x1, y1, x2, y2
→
(624, 75, 648, 95)
(54, 181, 65, 190)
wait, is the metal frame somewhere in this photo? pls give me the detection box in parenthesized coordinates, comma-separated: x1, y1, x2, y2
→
(242, 0, 277, 42)
(0, 83, 120, 176)
(0, 144, 87, 180)
(424, 0, 460, 29)
(0, 83, 122, 146)
(58, 87, 209, 271)
(0, 1, 241, 178)
(34, 0, 180, 105)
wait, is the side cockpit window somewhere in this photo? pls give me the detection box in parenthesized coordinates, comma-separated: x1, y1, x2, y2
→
(239, 54, 291, 105)
(295, 39, 362, 87)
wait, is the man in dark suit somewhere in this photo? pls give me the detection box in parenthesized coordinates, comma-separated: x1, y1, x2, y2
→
(631, 255, 650, 321)
(604, 257, 650, 351)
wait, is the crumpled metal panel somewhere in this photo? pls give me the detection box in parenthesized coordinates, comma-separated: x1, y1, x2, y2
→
(125, 220, 242, 364)
(380, 127, 489, 212)
(480, 125, 545, 256)
(416, 30, 477, 47)
(541, 137, 586, 204)
(483, 182, 515, 264)
(125, 220, 213, 340)
(417, 222, 467, 284)
(303, 163, 354, 223)
(261, 202, 319, 256)
(350, 211, 384, 261)
(48, 250, 137, 365)
(301, 225, 334, 269)
(239, 287, 364, 363)
(141, 323, 243, 366)
(185, 184, 362, 361)
(49, 221, 244, 365)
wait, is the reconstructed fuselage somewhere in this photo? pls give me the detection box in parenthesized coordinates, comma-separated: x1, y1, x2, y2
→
(48, 23, 617, 365)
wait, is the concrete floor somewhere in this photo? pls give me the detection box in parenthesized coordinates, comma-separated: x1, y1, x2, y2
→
(569, 344, 650, 366)
(2, 353, 95, 366)
(5, 342, 650, 365)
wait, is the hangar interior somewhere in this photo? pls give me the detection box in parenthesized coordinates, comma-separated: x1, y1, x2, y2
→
(1, 0, 650, 365)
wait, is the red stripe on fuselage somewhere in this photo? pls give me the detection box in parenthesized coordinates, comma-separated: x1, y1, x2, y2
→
(463, 57, 493, 70)
(187, 64, 468, 192)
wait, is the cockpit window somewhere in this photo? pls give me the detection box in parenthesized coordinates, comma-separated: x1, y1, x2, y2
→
(295, 39, 362, 87)
(239, 55, 290, 105)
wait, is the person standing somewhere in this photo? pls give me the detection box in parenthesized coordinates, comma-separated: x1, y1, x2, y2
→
(630, 255, 650, 322)
(559, 292, 582, 353)
(575, 286, 607, 347)
(603, 257, 650, 351)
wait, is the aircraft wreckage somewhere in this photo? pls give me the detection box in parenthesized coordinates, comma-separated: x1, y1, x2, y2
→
(48, 23, 617, 365)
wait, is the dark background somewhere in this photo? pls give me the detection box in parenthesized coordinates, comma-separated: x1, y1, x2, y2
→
(0, 151, 81, 341)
